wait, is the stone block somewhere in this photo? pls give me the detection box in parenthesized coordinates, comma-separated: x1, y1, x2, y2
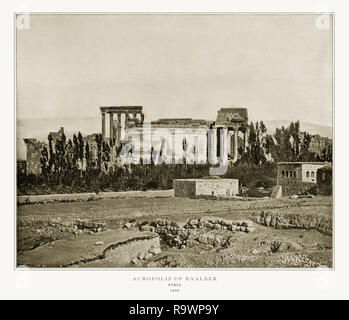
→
(214, 235, 224, 247)
(207, 234, 215, 245)
(190, 219, 199, 226)
(144, 253, 153, 260)
(123, 222, 132, 229)
(149, 247, 161, 255)
(198, 235, 208, 244)
(205, 222, 214, 229)
(242, 220, 254, 228)
(137, 252, 145, 260)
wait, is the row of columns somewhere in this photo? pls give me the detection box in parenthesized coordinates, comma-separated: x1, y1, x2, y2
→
(101, 111, 144, 146)
(226, 127, 249, 163)
(209, 126, 249, 165)
(227, 129, 239, 163)
(101, 112, 248, 164)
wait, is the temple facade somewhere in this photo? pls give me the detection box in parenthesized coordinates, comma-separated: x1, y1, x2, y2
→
(100, 105, 249, 165)
(22, 105, 250, 175)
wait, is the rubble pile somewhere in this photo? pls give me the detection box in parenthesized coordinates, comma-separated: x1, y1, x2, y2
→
(138, 217, 255, 249)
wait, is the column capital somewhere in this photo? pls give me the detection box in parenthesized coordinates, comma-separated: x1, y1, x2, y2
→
(232, 124, 240, 131)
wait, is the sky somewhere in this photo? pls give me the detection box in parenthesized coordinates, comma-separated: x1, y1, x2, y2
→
(16, 14, 333, 126)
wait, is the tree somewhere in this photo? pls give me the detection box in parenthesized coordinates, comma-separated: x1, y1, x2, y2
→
(95, 134, 103, 172)
(40, 146, 49, 177)
(299, 132, 313, 161)
(54, 133, 67, 177)
(85, 142, 91, 170)
(72, 134, 79, 169)
(290, 120, 301, 160)
(48, 133, 55, 173)
(264, 134, 275, 161)
(78, 132, 84, 175)
(65, 139, 74, 172)
(102, 140, 111, 171)
(244, 122, 267, 165)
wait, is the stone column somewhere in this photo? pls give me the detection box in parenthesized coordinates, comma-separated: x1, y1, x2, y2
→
(227, 131, 234, 156)
(220, 128, 228, 165)
(109, 112, 114, 145)
(232, 127, 239, 163)
(244, 127, 250, 152)
(208, 127, 218, 165)
(101, 112, 106, 139)
(117, 113, 122, 147)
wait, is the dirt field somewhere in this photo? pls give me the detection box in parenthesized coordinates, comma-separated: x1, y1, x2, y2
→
(17, 194, 333, 268)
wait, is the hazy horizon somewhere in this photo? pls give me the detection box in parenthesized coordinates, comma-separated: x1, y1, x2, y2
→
(16, 14, 333, 127)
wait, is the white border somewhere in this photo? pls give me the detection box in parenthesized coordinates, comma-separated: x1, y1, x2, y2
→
(2, 0, 348, 300)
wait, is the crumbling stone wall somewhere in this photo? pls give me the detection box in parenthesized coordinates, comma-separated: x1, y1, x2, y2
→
(104, 235, 160, 266)
(317, 167, 332, 196)
(17, 216, 108, 252)
(279, 181, 316, 196)
(23, 139, 43, 175)
(252, 211, 332, 235)
(139, 217, 255, 249)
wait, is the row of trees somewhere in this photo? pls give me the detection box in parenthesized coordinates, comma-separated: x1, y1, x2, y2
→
(17, 130, 212, 195)
(239, 120, 332, 165)
(17, 120, 332, 195)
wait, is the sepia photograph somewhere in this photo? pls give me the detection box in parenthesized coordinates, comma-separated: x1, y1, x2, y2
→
(15, 13, 333, 269)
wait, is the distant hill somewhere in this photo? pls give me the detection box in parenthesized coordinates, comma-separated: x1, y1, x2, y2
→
(16, 117, 333, 160)
(262, 120, 332, 139)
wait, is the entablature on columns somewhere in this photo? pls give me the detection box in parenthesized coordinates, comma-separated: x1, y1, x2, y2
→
(215, 107, 248, 131)
(100, 106, 143, 114)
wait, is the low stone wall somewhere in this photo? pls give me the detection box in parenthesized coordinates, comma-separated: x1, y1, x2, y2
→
(279, 182, 316, 197)
(252, 210, 332, 236)
(103, 235, 161, 266)
(139, 216, 255, 249)
(18, 229, 161, 268)
(17, 189, 174, 205)
(18, 216, 106, 234)
(17, 217, 108, 252)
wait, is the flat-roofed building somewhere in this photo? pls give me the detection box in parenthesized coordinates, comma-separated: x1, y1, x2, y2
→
(173, 178, 239, 198)
(276, 162, 329, 196)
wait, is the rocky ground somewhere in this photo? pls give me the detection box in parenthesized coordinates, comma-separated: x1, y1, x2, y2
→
(16, 194, 333, 268)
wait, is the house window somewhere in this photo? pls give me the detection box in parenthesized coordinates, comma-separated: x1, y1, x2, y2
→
(306, 171, 310, 178)
(294, 171, 297, 178)
(311, 171, 314, 178)
(282, 170, 285, 177)
(285, 171, 289, 178)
